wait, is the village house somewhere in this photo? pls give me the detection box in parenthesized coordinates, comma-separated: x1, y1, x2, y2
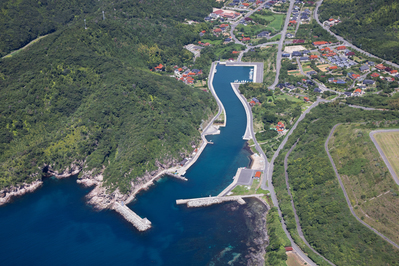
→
(359, 65, 370, 73)
(154, 64, 164, 71)
(353, 88, 364, 96)
(276, 121, 285, 133)
(371, 72, 379, 78)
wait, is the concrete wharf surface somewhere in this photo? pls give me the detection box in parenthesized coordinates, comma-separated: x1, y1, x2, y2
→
(176, 194, 264, 208)
(164, 172, 188, 181)
(224, 62, 264, 83)
(113, 202, 152, 231)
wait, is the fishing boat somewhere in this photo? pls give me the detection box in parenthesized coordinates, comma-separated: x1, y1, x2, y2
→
(249, 68, 254, 80)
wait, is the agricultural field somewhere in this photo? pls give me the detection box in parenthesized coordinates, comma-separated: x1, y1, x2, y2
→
(374, 131, 399, 177)
(328, 124, 399, 245)
(317, 64, 331, 72)
(301, 63, 313, 73)
(287, 70, 303, 76)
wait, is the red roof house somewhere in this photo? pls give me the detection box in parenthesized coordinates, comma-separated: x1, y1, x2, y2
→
(375, 64, 385, 70)
(336, 46, 346, 50)
(371, 72, 379, 78)
(154, 64, 163, 71)
(242, 37, 251, 41)
(313, 41, 328, 46)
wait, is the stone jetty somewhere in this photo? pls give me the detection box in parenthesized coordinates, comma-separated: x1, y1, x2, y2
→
(164, 172, 188, 181)
(113, 202, 152, 231)
(176, 194, 264, 208)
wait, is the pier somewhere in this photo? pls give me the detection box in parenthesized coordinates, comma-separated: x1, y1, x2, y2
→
(113, 202, 152, 231)
(176, 194, 264, 208)
(164, 172, 188, 181)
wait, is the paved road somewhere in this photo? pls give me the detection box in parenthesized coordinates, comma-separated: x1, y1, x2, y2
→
(285, 140, 336, 266)
(259, 98, 331, 266)
(369, 129, 399, 186)
(325, 124, 399, 249)
(314, 0, 399, 69)
(269, 0, 296, 89)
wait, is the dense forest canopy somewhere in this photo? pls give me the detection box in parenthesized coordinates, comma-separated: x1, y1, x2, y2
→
(319, 0, 399, 64)
(0, 0, 220, 193)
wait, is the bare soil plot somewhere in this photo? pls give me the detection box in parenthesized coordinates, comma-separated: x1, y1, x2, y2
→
(374, 132, 399, 177)
(287, 70, 303, 76)
(317, 64, 331, 72)
(284, 45, 306, 53)
(328, 124, 399, 245)
(286, 252, 306, 266)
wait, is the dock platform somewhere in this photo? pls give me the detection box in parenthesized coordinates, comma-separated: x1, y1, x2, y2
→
(164, 172, 188, 181)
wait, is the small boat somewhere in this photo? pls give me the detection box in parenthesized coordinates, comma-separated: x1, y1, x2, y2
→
(249, 68, 254, 80)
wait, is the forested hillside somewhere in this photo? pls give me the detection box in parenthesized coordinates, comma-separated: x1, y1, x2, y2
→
(0, 0, 219, 193)
(319, 0, 399, 64)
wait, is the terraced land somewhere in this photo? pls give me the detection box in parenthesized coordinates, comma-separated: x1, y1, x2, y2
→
(328, 124, 399, 245)
(374, 131, 399, 177)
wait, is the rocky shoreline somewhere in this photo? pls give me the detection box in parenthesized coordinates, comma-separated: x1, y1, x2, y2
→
(0, 158, 179, 211)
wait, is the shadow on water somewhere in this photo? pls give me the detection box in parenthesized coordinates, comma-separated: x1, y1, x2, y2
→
(0, 65, 268, 266)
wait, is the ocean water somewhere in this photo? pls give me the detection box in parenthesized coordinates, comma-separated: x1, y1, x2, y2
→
(0, 65, 266, 265)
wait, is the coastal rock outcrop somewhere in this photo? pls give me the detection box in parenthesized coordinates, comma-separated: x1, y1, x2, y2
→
(0, 181, 43, 205)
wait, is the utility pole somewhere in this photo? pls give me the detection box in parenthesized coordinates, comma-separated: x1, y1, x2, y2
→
(102, 11, 105, 20)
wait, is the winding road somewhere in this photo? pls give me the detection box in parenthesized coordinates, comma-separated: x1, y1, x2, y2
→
(325, 124, 399, 249)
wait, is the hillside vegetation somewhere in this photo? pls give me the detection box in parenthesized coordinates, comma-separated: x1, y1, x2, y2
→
(329, 124, 399, 245)
(319, 0, 399, 64)
(0, 0, 219, 193)
(273, 103, 399, 265)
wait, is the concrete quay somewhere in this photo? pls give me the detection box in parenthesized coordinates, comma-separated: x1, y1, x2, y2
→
(113, 202, 152, 231)
(176, 194, 264, 208)
(164, 172, 188, 181)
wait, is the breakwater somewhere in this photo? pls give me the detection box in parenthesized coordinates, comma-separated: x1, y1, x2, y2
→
(113, 202, 152, 231)
(176, 194, 264, 207)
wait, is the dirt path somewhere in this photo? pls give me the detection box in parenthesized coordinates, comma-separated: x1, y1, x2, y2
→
(2, 34, 49, 59)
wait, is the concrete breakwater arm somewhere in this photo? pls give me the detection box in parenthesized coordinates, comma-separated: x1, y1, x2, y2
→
(176, 194, 264, 208)
(113, 202, 152, 231)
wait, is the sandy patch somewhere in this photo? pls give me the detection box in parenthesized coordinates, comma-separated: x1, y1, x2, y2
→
(286, 252, 307, 266)
(250, 154, 265, 170)
(284, 45, 307, 53)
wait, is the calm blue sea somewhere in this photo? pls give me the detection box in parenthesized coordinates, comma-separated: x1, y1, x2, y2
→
(0, 65, 263, 266)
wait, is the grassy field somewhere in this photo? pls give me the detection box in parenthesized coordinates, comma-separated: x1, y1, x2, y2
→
(266, 14, 285, 33)
(374, 131, 399, 178)
(199, 39, 223, 45)
(275, 94, 303, 103)
(230, 179, 268, 196)
(328, 124, 399, 245)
